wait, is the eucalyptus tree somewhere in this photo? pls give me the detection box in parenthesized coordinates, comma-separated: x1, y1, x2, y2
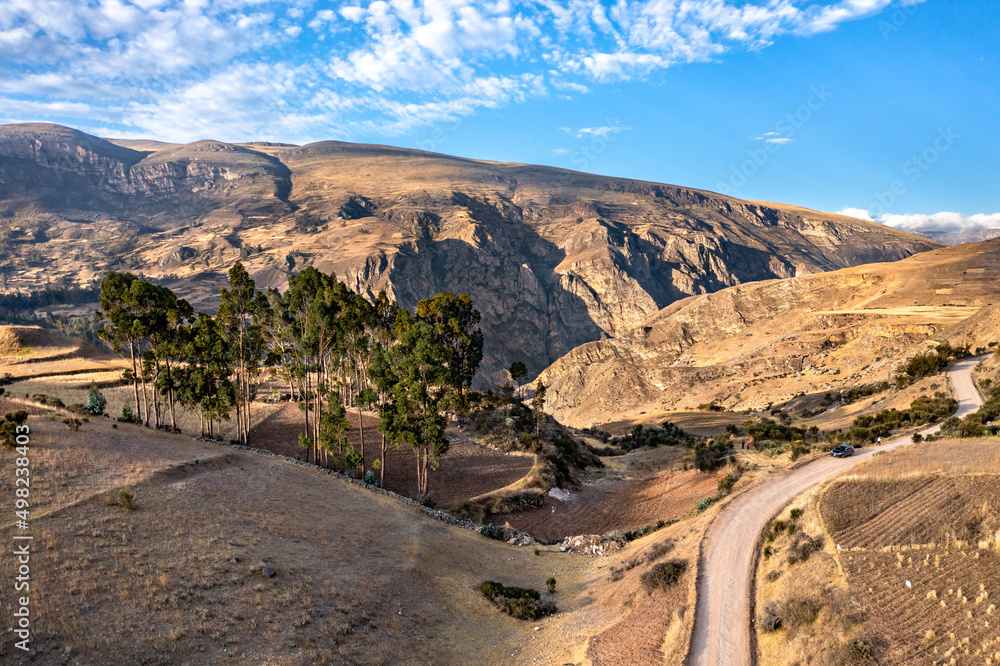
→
(531, 380, 547, 440)
(97, 271, 144, 421)
(416, 291, 484, 398)
(217, 263, 270, 445)
(176, 312, 235, 439)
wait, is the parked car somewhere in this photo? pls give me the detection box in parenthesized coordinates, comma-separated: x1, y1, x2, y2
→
(830, 444, 855, 458)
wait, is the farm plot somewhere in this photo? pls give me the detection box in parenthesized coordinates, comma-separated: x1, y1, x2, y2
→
(821, 475, 1000, 664)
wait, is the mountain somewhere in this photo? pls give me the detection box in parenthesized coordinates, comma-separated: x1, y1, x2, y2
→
(539, 238, 1000, 428)
(0, 123, 940, 383)
(916, 228, 1000, 245)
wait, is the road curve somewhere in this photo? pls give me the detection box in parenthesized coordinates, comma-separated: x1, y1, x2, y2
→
(688, 355, 987, 666)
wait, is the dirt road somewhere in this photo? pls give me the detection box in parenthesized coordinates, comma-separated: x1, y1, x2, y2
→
(689, 355, 987, 666)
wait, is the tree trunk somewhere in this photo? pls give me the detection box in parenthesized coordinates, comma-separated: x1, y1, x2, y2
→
(380, 433, 386, 487)
(166, 359, 177, 431)
(129, 340, 140, 421)
(141, 377, 150, 428)
(358, 406, 365, 474)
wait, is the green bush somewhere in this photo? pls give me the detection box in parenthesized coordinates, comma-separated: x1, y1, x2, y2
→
(87, 382, 107, 416)
(717, 471, 740, 494)
(480, 524, 506, 541)
(695, 441, 733, 471)
(119, 404, 134, 422)
(0, 410, 28, 448)
(31, 394, 64, 409)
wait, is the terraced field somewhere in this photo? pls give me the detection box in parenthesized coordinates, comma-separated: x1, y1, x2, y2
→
(822, 474, 1000, 664)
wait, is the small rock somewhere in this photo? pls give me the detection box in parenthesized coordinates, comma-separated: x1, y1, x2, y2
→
(229, 556, 239, 563)
(261, 566, 276, 578)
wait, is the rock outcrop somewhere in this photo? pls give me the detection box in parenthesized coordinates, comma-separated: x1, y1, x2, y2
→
(539, 238, 1000, 427)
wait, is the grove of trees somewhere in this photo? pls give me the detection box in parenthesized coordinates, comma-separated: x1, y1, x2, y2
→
(96, 263, 484, 496)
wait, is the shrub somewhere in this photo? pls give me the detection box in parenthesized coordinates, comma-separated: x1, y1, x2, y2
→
(759, 601, 783, 632)
(107, 488, 135, 512)
(32, 394, 64, 408)
(546, 577, 556, 593)
(119, 404, 134, 422)
(789, 508, 802, 520)
(717, 471, 740, 495)
(760, 598, 822, 632)
(695, 441, 733, 472)
(623, 519, 672, 541)
(786, 532, 823, 565)
(640, 559, 687, 594)
(0, 410, 29, 448)
(87, 382, 107, 416)
(611, 421, 695, 451)
(840, 638, 877, 664)
(480, 524, 505, 541)
(62, 417, 81, 431)
(479, 581, 555, 620)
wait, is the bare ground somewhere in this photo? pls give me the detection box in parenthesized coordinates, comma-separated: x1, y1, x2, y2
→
(248, 402, 534, 508)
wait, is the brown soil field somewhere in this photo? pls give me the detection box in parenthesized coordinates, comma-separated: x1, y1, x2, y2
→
(0, 413, 702, 665)
(493, 463, 720, 542)
(248, 402, 536, 510)
(808, 439, 1000, 664)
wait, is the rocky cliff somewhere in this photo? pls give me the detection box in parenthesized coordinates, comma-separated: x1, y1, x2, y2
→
(0, 123, 940, 383)
(539, 238, 1000, 427)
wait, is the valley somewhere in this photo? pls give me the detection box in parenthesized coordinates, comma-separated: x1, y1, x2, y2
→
(1, 123, 999, 666)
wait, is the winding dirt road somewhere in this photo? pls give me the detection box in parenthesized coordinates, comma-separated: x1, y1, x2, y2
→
(689, 356, 987, 666)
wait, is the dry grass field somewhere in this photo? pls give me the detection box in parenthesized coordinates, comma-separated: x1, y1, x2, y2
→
(0, 404, 719, 664)
(759, 438, 1000, 666)
(0, 414, 593, 664)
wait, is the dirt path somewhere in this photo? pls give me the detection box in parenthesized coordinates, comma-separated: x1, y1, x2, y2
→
(689, 355, 987, 666)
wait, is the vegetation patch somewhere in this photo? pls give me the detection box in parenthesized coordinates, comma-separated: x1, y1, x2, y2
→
(639, 559, 688, 594)
(894, 343, 970, 387)
(479, 581, 556, 620)
(838, 392, 956, 443)
(0, 410, 28, 447)
(610, 421, 695, 452)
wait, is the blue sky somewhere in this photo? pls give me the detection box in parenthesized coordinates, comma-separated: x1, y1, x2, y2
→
(1, 0, 997, 232)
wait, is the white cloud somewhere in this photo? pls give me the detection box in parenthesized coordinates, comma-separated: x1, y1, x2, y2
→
(0, 0, 928, 142)
(836, 207, 874, 221)
(575, 125, 631, 139)
(836, 208, 1000, 233)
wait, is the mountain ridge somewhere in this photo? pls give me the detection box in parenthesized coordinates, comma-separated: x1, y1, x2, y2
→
(0, 122, 941, 383)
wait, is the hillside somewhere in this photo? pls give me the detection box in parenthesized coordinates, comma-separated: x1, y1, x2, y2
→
(0, 123, 939, 382)
(0, 409, 707, 665)
(540, 238, 1000, 428)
